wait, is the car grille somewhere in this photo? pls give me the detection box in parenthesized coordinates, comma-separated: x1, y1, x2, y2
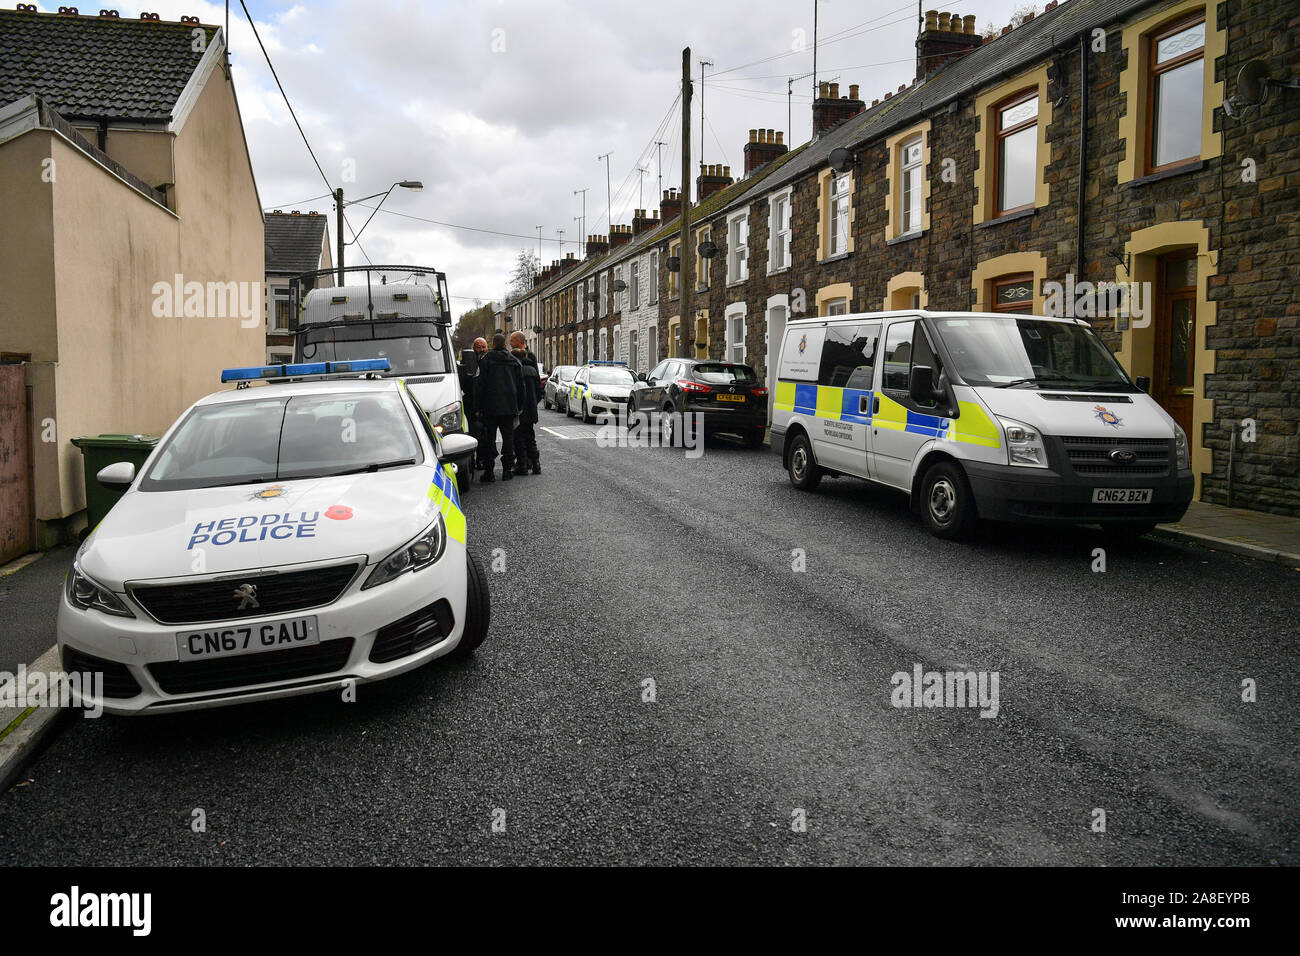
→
(1059, 436, 1171, 477)
(369, 599, 455, 663)
(62, 646, 142, 699)
(148, 638, 355, 695)
(130, 562, 360, 625)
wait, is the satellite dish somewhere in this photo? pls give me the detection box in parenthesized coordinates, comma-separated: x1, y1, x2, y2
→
(829, 147, 854, 172)
(697, 240, 719, 259)
(1236, 60, 1272, 107)
(612, 279, 628, 291)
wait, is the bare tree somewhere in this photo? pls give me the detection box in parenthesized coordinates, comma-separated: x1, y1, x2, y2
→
(507, 249, 541, 300)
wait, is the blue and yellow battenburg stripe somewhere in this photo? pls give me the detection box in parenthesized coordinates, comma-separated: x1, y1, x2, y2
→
(428, 462, 466, 543)
(775, 382, 1000, 449)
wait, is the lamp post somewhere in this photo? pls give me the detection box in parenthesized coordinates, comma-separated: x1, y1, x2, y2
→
(334, 180, 423, 284)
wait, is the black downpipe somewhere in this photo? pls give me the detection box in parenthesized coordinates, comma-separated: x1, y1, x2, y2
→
(1077, 32, 1088, 281)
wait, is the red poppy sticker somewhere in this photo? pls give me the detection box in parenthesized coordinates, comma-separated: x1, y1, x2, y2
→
(325, 505, 353, 520)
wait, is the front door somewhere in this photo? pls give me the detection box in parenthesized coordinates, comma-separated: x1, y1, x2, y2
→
(765, 303, 787, 426)
(1153, 251, 1196, 437)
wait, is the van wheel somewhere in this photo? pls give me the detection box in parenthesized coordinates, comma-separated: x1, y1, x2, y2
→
(787, 434, 822, 491)
(544, 398, 552, 410)
(920, 461, 975, 539)
(566, 403, 575, 418)
(451, 551, 490, 658)
(455, 456, 470, 495)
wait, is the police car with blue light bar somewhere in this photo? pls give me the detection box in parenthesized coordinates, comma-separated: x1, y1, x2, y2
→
(57, 360, 490, 715)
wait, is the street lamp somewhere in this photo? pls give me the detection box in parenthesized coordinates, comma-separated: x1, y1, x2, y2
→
(334, 180, 423, 284)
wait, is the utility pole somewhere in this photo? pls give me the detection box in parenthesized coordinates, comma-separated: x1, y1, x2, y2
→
(654, 141, 667, 200)
(680, 47, 693, 360)
(573, 188, 588, 251)
(597, 152, 613, 237)
(334, 187, 345, 285)
(699, 58, 713, 169)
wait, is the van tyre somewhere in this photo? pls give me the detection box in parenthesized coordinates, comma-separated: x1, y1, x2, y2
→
(787, 433, 822, 491)
(920, 461, 976, 539)
(451, 551, 490, 658)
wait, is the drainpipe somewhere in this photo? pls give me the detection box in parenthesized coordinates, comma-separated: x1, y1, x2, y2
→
(1076, 31, 1088, 282)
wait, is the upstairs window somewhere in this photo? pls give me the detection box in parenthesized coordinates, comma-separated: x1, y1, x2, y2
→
(828, 172, 851, 257)
(649, 251, 659, 304)
(696, 226, 711, 291)
(900, 136, 924, 235)
(768, 190, 792, 272)
(994, 91, 1038, 216)
(630, 261, 640, 310)
(1149, 14, 1205, 171)
(727, 212, 749, 284)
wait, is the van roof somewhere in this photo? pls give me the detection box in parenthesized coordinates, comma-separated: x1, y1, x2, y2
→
(785, 310, 1085, 326)
(300, 282, 444, 325)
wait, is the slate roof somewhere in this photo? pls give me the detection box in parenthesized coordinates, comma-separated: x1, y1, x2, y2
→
(0, 8, 217, 121)
(264, 212, 330, 275)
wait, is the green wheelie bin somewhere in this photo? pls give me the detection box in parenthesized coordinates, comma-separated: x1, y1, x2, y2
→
(70, 433, 158, 531)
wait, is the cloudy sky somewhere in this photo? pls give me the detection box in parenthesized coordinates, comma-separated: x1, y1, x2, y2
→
(44, 0, 1033, 314)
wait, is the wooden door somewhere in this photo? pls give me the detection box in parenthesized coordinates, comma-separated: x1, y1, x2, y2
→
(1153, 251, 1196, 437)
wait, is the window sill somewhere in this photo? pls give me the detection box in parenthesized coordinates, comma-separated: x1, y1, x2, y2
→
(819, 251, 852, 265)
(1123, 159, 1205, 190)
(767, 265, 792, 277)
(726, 277, 749, 288)
(886, 230, 924, 246)
(975, 207, 1036, 230)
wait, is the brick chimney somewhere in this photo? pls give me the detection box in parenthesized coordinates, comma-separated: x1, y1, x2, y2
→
(696, 163, 733, 201)
(916, 10, 980, 81)
(812, 81, 865, 137)
(660, 188, 682, 222)
(632, 208, 659, 237)
(585, 234, 609, 257)
(609, 224, 634, 248)
(560, 251, 579, 273)
(744, 128, 788, 176)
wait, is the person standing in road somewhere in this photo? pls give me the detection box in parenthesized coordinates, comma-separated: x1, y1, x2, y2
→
(468, 337, 490, 473)
(509, 331, 542, 475)
(474, 333, 525, 482)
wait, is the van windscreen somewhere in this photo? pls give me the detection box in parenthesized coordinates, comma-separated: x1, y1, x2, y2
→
(934, 316, 1134, 390)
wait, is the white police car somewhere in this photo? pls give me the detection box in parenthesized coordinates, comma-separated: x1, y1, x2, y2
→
(58, 359, 489, 715)
(566, 361, 636, 423)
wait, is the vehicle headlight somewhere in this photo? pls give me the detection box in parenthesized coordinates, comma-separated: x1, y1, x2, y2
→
(430, 402, 462, 435)
(363, 515, 446, 590)
(1174, 422, 1191, 470)
(65, 564, 135, 617)
(998, 416, 1049, 468)
(591, 392, 607, 402)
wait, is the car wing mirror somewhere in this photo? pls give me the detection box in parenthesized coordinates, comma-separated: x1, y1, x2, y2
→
(439, 433, 477, 461)
(96, 461, 136, 490)
(908, 365, 946, 406)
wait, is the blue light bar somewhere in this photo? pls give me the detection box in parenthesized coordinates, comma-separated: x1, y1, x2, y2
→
(220, 358, 391, 383)
(589, 360, 627, 366)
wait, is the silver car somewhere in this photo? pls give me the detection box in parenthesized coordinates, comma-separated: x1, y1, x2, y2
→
(545, 365, 577, 412)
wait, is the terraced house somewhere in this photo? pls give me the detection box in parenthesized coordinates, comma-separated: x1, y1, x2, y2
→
(520, 0, 1298, 517)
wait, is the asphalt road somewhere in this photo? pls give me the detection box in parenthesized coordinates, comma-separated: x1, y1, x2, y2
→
(1, 411, 1296, 865)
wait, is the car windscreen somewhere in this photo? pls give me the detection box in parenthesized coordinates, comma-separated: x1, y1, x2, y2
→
(141, 392, 423, 491)
(693, 363, 758, 384)
(589, 367, 635, 385)
(934, 316, 1135, 389)
(298, 320, 453, 374)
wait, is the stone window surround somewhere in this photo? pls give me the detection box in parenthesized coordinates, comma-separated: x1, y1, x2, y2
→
(767, 185, 793, 274)
(885, 119, 931, 242)
(817, 167, 856, 262)
(972, 64, 1052, 226)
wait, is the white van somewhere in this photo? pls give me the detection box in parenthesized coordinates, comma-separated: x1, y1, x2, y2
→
(294, 268, 475, 491)
(770, 310, 1194, 539)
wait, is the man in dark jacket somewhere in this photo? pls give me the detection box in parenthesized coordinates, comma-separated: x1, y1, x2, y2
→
(508, 332, 542, 475)
(467, 337, 490, 471)
(474, 333, 525, 482)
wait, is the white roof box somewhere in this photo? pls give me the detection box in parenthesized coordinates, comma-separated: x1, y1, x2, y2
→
(299, 282, 443, 325)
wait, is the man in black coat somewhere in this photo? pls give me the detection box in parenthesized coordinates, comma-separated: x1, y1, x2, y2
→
(508, 331, 542, 475)
(474, 333, 525, 482)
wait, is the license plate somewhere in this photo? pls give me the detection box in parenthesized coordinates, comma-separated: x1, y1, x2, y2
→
(1091, 488, 1153, 504)
(176, 616, 319, 661)
(716, 393, 746, 403)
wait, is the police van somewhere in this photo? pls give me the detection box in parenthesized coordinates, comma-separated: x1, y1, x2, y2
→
(770, 310, 1194, 539)
(292, 265, 474, 491)
(58, 358, 489, 714)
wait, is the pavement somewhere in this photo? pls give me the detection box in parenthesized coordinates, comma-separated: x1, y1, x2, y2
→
(0, 417, 1295, 865)
(1157, 500, 1300, 569)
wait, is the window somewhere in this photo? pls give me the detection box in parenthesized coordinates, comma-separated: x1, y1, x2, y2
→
(649, 326, 658, 365)
(881, 321, 939, 402)
(630, 330, 639, 371)
(768, 189, 792, 272)
(900, 136, 924, 235)
(1149, 15, 1205, 171)
(994, 91, 1038, 216)
(586, 330, 593, 361)
(613, 326, 621, 362)
(599, 328, 608, 360)
(823, 297, 848, 317)
(725, 304, 746, 364)
(600, 274, 608, 316)
(696, 227, 711, 291)
(829, 172, 850, 257)
(991, 273, 1035, 314)
(668, 241, 680, 297)
(630, 261, 640, 310)
(649, 252, 659, 304)
(649, 360, 669, 382)
(727, 211, 749, 284)
(817, 324, 878, 388)
(272, 286, 290, 331)
(267, 350, 293, 365)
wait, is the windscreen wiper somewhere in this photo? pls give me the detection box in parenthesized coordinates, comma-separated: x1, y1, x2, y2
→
(303, 458, 417, 479)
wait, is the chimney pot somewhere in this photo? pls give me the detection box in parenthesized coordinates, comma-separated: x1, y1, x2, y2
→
(749, 128, 757, 142)
(849, 84, 859, 99)
(963, 14, 976, 34)
(776, 131, 784, 145)
(925, 9, 938, 30)
(828, 82, 839, 99)
(937, 12, 951, 30)
(819, 81, 830, 98)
